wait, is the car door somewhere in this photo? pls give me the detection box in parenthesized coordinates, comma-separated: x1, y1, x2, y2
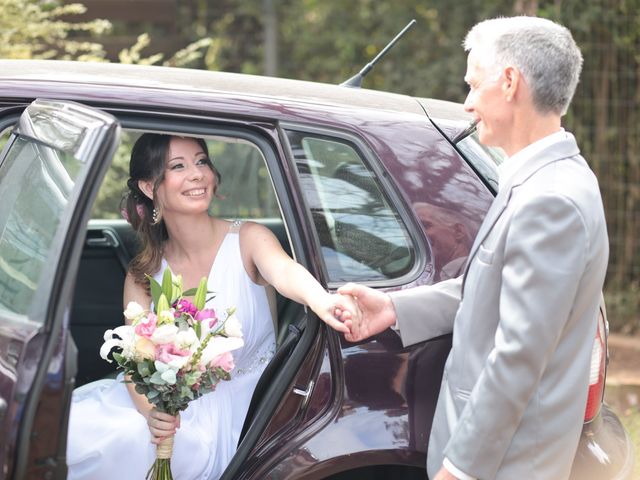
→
(0, 99, 119, 480)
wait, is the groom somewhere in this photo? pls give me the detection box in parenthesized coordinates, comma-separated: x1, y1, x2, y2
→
(339, 16, 608, 480)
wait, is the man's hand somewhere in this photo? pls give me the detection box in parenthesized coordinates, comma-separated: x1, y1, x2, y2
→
(434, 466, 459, 480)
(309, 292, 355, 334)
(337, 282, 397, 342)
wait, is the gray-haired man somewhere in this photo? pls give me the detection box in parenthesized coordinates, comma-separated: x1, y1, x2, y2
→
(339, 16, 608, 480)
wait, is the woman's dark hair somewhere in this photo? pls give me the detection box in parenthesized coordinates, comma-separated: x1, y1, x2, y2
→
(122, 133, 220, 287)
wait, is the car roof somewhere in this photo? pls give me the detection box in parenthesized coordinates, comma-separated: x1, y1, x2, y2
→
(0, 60, 469, 123)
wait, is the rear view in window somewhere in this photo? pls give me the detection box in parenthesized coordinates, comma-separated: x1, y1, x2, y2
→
(286, 129, 415, 284)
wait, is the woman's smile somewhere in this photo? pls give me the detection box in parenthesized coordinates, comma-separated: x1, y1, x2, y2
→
(183, 187, 207, 197)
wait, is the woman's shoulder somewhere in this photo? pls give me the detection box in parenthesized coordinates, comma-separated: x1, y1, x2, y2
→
(236, 221, 282, 260)
(123, 271, 152, 312)
(237, 220, 275, 240)
(215, 218, 269, 235)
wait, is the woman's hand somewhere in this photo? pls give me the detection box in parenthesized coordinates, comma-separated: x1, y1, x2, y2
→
(338, 283, 397, 342)
(309, 292, 358, 334)
(146, 408, 180, 444)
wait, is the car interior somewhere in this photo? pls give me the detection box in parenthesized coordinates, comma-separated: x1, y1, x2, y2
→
(70, 129, 305, 388)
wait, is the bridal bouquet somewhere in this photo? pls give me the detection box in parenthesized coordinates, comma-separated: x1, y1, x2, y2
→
(100, 267, 243, 480)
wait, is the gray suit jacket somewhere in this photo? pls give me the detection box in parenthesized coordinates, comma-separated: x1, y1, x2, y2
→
(391, 133, 608, 480)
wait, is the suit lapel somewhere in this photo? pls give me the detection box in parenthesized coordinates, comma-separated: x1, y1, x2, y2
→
(460, 135, 581, 296)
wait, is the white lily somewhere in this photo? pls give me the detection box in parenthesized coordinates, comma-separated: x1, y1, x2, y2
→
(223, 312, 243, 338)
(100, 325, 136, 362)
(200, 336, 244, 367)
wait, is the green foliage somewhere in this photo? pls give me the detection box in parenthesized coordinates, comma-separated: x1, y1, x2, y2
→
(605, 284, 640, 335)
(0, 0, 110, 60)
(118, 33, 214, 67)
(91, 130, 133, 219)
(0, 0, 213, 65)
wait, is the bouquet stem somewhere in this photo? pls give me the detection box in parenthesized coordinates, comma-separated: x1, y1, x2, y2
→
(146, 436, 174, 480)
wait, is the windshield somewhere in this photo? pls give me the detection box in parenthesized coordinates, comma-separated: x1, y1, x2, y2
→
(456, 131, 507, 194)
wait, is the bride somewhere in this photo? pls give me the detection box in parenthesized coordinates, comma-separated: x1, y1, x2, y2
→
(66, 133, 352, 479)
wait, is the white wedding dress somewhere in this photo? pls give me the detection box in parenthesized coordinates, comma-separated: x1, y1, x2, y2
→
(67, 226, 276, 480)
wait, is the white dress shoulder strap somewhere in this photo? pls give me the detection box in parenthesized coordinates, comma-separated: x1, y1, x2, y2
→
(228, 219, 243, 234)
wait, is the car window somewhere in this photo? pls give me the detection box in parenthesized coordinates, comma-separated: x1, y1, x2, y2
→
(456, 131, 506, 193)
(91, 131, 280, 221)
(285, 129, 415, 283)
(0, 136, 83, 318)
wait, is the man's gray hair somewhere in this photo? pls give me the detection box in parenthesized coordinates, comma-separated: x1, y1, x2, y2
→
(464, 16, 583, 115)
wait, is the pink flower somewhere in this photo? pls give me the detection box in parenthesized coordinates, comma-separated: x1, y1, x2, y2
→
(195, 308, 218, 328)
(174, 299, 198, 318)
(156, 343, 191, 364)
(134, 313, 157, 338)
(212, 351, 235, 373)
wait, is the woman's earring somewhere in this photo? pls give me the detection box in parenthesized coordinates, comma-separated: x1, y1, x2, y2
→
(152, 207, 159, 224)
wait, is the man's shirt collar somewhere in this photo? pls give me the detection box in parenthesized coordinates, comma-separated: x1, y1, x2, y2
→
(498, 129, 569, 189)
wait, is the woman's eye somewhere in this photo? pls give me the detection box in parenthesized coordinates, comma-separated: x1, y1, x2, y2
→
(197, 157, 210, 166)
(169, 163, 184, 170)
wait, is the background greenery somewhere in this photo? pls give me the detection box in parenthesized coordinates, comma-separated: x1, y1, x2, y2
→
(2, 0, 639, 334)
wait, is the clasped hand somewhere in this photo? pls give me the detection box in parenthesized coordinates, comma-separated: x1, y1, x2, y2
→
(329, 283, 398, 342)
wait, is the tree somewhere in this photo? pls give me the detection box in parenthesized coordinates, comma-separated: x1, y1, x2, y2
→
(0, 0, 110, 60)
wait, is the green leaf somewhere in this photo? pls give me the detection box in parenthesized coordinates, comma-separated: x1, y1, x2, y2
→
(171, 274, 183, 304)
(182, 287, 198, 297)
(146, 274, 163, 313)
(193, 276, 208, 311)
(150, 371, 166, 385)
(137, 361, 152, 377)
(156, 293, 170, 315)
(161, 267, 173, 302)
(146, 389, 160, 399)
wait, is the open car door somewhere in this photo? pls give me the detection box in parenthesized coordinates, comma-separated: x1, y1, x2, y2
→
(0, 99, 119, 480)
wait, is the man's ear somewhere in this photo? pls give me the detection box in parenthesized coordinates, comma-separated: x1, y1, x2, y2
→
(138, 179, 154, 201)
(453, 223, 467, 242)
(502, 66, 521, 101)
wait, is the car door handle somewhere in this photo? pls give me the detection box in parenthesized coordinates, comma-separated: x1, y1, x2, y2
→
(86, 229, 120, 248)
(292, 380, 315, 409)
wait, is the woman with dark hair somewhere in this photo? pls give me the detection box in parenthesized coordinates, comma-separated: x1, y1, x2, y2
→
(66, 133, 352, 480)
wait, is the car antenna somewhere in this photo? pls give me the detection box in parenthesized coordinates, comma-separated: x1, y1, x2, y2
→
(452, 118, 479, 144)
(340, 19, 417, 88)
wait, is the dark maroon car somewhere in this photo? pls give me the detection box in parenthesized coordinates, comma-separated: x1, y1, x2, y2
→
(0, 60, 633, 480)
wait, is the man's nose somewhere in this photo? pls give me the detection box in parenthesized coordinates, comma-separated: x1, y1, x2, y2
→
(463, 90, 474, 112)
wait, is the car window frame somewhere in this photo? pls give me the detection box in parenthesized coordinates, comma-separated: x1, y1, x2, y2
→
(279, 121, 428, 290)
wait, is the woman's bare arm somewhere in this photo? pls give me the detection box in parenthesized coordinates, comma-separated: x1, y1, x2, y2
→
(240, 222, 352, 333)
